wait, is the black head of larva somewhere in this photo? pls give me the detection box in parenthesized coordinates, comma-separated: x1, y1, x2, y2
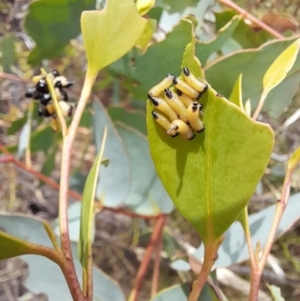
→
(52, 70, 60, 77)
(196, 92, 203, 100)
(40, 93, 51, 105)
(171, 75, 178, 84)
(177, 89, 183, 96)
(25, 87, 36, 98)
(189, 133, 196, 141)
(171, 132, 179, 138)
(199, 104, 203, 111)
(197, 127, 205, 133)
(165, 88, 172, 99)
(203, 84, 208, 93)
(148, 95, 159, 106)
(183, 67, 190, 76)
(151, 111, 158, 119)
(192, 102, 198, 112)
(38, 106, 45, 117)
(36, 78, 48, 93)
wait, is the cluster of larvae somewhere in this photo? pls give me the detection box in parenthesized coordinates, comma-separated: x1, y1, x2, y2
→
(148, 67, 208, 140)
(25, 70, 74, 131)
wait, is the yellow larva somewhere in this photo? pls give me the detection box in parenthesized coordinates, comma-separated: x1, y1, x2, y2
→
(176, 89, 193, 107)
(172, 76, 201, 100)
(182, 67, 208, 94)
(151, 111, 178, 137)
(50, 116, 59, 132)
(53, 76, 74, 89)
(164, 88, 188, 123)
(46, 101, 74, 118)
(148, 95, 178, 121)
(167, 119, 195, 140)
(148, 74, 173, 97)
(187, 102, 205, 133)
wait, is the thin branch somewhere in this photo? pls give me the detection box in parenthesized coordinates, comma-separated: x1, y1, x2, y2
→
(249, 163, 294, 300)
(151, 217, 164, 297)
(129, 215, 166, 301)
(217, 0, 284, 39)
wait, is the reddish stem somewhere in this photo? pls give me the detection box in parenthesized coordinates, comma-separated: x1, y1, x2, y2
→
(130, 215, 166, 301)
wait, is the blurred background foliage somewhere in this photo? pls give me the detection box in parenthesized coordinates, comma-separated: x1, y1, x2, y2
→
(0, 0, 300, 300)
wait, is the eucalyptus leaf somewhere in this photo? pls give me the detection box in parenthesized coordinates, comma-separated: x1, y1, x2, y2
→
(81, 0, 147, 75)
(0, 214, 125, 301)
(78, 127, 107, 268)
(147, 44, 274, 243)
(262, 38, 300, 99)
(267, 284, 285, 301)
(229, 73, 243, 110)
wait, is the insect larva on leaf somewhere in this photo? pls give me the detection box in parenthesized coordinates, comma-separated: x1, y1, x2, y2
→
(187, 102, 205, 133)
(164, 88, 188, 123)
(172, 75, 201, 100)
(167, 119, 195, 141)
(176, 89, 194, 107)
(53, 76, 74, 89)
(148, 94, 178, 121)
(182, 67, 208, 94)
(148, 74, 173, 98)
(151, 111, 178, 137)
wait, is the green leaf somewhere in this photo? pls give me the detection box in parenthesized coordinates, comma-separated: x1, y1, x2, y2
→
(267, 284, 285, 301)
(25, 0, 96, 65)
(17, 121, 31, 159)
(0, 215, 125, 301)
(136, 0, 155, 16)
(108, 19, 194, 100)
(108, 106, 147, 135)
(0, 230, 43, 260)
(1, 34, 16, 72)
(147, 47, 274, 242)
(7, 115, 28, 135)
(205, 37, 300, 118)
(116, 123, 173, 214)
(288, 146, 300, 170)
(81, 0, 147, 76)
(136, 18, 157, 51)
(195, 16, 240, 66)
(40, 144, 58, 178)
(262, 38, 300, 99)
(93, 101, 130, 206)
(229, 73, 244, 110)
(149, 283, 214, 301)
(193, 192, 300, 268)
(78, 127, 107, 268)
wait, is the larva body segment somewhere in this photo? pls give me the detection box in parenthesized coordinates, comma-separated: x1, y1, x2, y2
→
(151, 111, 178, 137)
(148, 95, 178, 121)
(167, 119, 195, 140)
(182, 67, 208, 94)
(176, 89, 194, 107)
(172, 76, 200, 100)
(148, 74, 174, 98)
(164, 88, 188, 123)
(187, 102, 205, 133)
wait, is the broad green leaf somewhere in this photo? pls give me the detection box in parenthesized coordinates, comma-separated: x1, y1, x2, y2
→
(25, 0, 96, 65)
(108, 106, 147, 135)
(267, 284, 285, 301)
(205, 37, 300, 118)
(108, 19, 194, 100)
(149, 283, 214, 301)
(262, 38, 300, 99)
(78, 127, 107, 268)
(30, 127, 55, 153)
(93, 101, 130, 207)
(136, 0, 155, 16)
(0, 230, 46, 260)
(0, 215, 125, 301)
(1, 34, 16, 72)
(116, 123, 173, 214)
(81, 0, 147, 75)
(147, 47, 274, 242)
(40, 144, 58, 179)
(7, 115, 28, 135)
(195, 16, 240, 66)
(136, 18, 157, 51)
(229, 73, 244, 110)
(193, 192, 300, 269)
(214, 11, 271, 49)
